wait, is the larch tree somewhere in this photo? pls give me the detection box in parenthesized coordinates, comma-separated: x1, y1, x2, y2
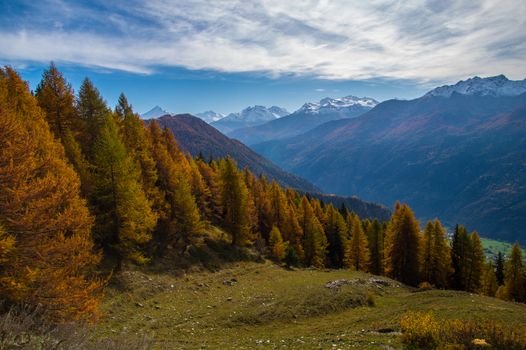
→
(465, 231, 484, 292)
(172, 172, 204, 251)
(91, 114, 157, 268)
(502, 243, 525, 302)
(451, 225, 472, 290)
(76, 78, 109, 157)
(367, 219, 384, 275)
(495, 251, 505, 286)
(220, 157, 251, 246)
(300, 197, 327, 267)
(345, 214, 370, 271)
(480, 262, 498, 297)
(384, 203, 421, 286)
(269, 226, 286, 261)
(325, 205, 347, 268)
(420, 220, 452, 288)
(0, 67, 103, 321)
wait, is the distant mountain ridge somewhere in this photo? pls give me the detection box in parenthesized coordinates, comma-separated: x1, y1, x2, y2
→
(425, 75, 526, 98)
(152, 114, 390, 220)
(211, 105, 289, 134)
(229, 95, 378, 145)
(195, 110, 225, 123)
(252, 76, 526, 244)
(141, 105, 170, 119)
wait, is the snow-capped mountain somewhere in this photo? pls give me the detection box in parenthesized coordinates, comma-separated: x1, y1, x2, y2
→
(425, 75, 526, 98)
(229, 95, 378, 145)
(211, 105, 289, 133)
(297, 95, 379, 115)
(195, 110, 225, 123)
(141, 106, 170, 119)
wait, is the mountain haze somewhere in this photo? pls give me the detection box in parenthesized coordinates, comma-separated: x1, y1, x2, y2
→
(254, 76, 526, 243)
(229, 95, 378, 145)
(211, 105, 288, 134)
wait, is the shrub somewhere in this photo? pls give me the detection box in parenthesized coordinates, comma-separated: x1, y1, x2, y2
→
(418, 281, 433, 290)
(400, 311, 440, 349)
(400, 311, 526, 350)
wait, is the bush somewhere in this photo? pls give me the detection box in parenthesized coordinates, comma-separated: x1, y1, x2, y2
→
(418, 281, 433, 290)
(400, 311, 440, 349)
(400, 311, 526, 350)
(0, 305, 154, 349)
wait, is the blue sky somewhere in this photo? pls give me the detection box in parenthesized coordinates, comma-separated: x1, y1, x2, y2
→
(1, 0, 525, 115)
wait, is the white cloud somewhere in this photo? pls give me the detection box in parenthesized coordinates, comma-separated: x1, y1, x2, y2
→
(1, 0, 525, 82)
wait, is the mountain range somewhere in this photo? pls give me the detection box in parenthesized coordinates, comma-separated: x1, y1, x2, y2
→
(229, 95, 378, 145)
(152, 114, 390, 220)
(141, 105, 170, 119)
(211, 105, 289, 134)
(252, 75, 526, 243)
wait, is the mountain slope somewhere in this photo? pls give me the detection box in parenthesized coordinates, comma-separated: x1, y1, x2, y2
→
(229, 95, 378, 145)
(154, 114, 318, 192)
(211, 105, 288, 134)
(253, 79, 526, 243)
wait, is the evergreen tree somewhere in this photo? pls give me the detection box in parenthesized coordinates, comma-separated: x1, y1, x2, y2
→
(451, 225, 472, 290)
(495, 251, 505, 285)
(284, 245, 300, 267)
(325, 205, 347, 268)
(220, 157, 251, 246)
(35, 62, 79, 140)
(480, 262, 498, 297)
(92, 114, 157, 267)
(345, 214, 370, 271)
(300, 197, 327, 267)
(384, 203, 421, 286)
(76, 78, 109, 156)
(502, 243, 525, 302)
(269, 226, 286, 261)
(367, 219, 384, 275)
(465, 231, 484, 292)
(172, 172, 204, 250)
(420, 220, 452, 288)
(0, 67, 102, 321)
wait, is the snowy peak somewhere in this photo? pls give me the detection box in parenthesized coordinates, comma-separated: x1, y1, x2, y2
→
(141, 106, 170, 119)
(296, 95, 379, 114)
(195, 110, 225, 123)
(425, 75, 526, 98)
(222, 105, 289, 123)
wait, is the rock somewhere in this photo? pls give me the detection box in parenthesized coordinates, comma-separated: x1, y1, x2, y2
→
(325, 279, 351, 289)
(135, 302, 144, 307)
(223, 279, 237, 286)
(226, 297, 233, 301)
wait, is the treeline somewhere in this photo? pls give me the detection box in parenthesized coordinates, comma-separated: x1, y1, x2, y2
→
(0, 65, 524, 322)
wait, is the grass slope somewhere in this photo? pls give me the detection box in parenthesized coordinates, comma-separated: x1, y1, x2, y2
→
(94, 261, 526, 349)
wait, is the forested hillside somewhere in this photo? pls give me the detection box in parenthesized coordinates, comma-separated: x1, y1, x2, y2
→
(1, 64, 524, 332)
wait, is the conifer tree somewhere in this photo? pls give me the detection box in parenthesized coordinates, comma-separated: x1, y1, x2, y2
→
(325, 205, 347, 268)
(172, 172, 204, 250)
(35, 63, 91, 192)
(367, 219, 384, 275)
(35, 62, 79, 140)
(269, 226, 286, 261)
(345, 214, 370, 271)
(384, 203, 421, 286)
(480, 262, 498, 297)
(502, 243, 525, 302)
(495, 251, 505, 285)
(300, 197, 327, 267)
(451, 225, 472, 290)
(92, 114, 156, 267)
(0, 67, 102, 321)
(76, 78, 109, 156)
(465, 231, 484, 292)
(420, 220, 452, 288)
(196, 158, 223, 224)
(220, 157, 251, 246)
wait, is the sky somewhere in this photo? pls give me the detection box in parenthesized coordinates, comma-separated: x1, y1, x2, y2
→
(1, 0, 525, 115)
